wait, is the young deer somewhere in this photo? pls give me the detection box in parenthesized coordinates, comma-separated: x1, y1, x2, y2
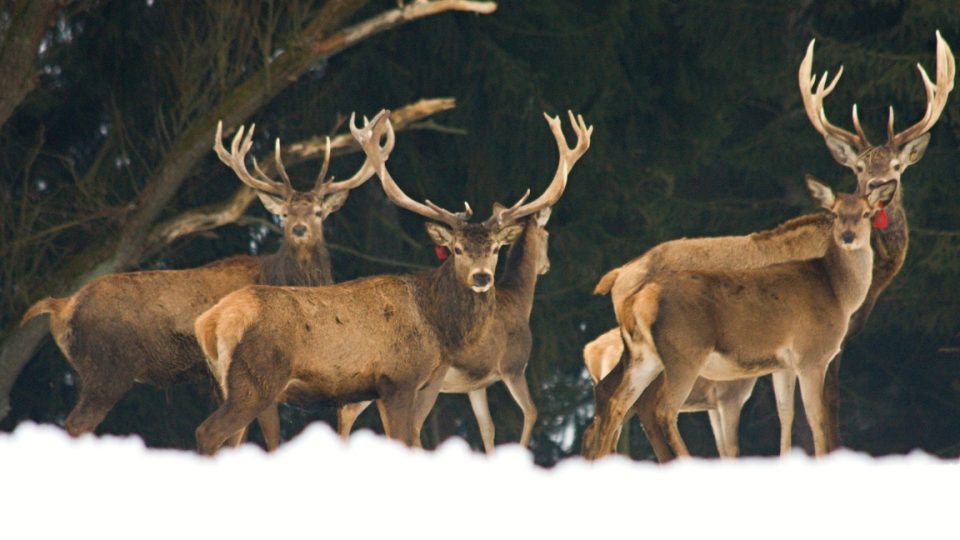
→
(19, 119, 391, 446)
(337, 206, 556, 453)
(583, 177, 898, 460)
(193, 110, 591, 454)
(583, 328, 760, 458)
(594, 32, 954, 451)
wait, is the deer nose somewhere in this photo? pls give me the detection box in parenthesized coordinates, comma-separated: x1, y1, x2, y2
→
(841, 231, 855, 244)
(471, 272, 492, 288)
(292, 225, 307, 237)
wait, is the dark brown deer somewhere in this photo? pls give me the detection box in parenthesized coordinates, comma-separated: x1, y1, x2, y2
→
(193, 110, 591, 454)
(18, 117, 392, 446)
(593, 32, 954, 452)
(584, 178, 898, 460)
(337, 206, 555, 453)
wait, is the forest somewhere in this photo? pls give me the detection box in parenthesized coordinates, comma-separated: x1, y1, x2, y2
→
(1, 0, 958, 467)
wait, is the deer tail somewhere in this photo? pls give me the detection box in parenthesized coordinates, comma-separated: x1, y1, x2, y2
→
(20, 297, 68, 328)
(593, 267, 621, 296)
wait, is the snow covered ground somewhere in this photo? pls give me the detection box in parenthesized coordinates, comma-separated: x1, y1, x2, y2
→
(1, 422, 955, 539)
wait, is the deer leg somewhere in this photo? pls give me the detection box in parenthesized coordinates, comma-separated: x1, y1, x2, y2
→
(706, 409, 728, 458)
(503, 372, 538, 449)
(223, 427, 248, 449)
(652, 353, 704, 460)
(822, 351, 842, 452)
(410, 374, 446, 449)
(771, 371, 797, 456)
(634, 374, 675, 462)
(712, 379, 757, 458)
(467, 388, 496, 454)
(337, 401, 372, 441)
(256, 403, 281, 451)
(378, 390, 418, 447)
(65, 379, 135, 437)
(594, 348, 663, 457)
(796, 365, 829, 456)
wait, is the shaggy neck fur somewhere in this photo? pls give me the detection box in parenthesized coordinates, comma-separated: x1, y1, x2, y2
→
(497, 220, 543, 319)
(260, 240, 333, 287)
(414, 258, 496, 350)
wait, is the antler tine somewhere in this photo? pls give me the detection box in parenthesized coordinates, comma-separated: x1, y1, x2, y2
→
(320, 111, 398, 196)
(311, 136, 333, 192)
(798, 40, 869, 149)
(890, 30, 956, 145)
(213, 120, 290, 197)
(349, 111, 465, 227)
(485, 111, 592, 227)
(261, 138, 293, 193)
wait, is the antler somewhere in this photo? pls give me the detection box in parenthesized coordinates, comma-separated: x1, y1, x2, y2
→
(798, 40, 871, 150)
(214, 121, 293, 198)
(888, 30, 956, 146)
(485, 110, 593, 227)
(315, 115, 397, 196)
(350, 110, 470, 228)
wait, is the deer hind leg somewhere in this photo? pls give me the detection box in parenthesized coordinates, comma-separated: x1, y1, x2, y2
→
(256, 403, 281, 451)
(337, 401, 372, 441)
(771, 371, 797, 456)
(503, 371, 538, 449)
(594, 340, 663, 457)
(711, 378, 758, 458)
(467, 388, 496, 454)
(651, 348, 707, 461)
(796, 364, 829, 456)
(378, 389, 419, 447)
(635, 374, 676, 462)
(65, 378, 135, 437)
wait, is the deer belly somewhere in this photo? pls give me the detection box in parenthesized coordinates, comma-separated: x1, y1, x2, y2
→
(442, 367, 497, 393)
(700, 350, 780, 380)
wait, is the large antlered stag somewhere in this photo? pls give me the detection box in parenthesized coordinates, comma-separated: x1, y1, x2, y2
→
(19, 119, 392, 445)
(592, 32, 954, 453)
(584, 177, 898, 460)
(193, 110, 591, 454)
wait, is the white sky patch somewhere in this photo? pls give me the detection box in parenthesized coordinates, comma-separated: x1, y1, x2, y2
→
(1, 422, 955, 539)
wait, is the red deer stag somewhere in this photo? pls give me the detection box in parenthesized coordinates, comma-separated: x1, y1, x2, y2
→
(593, 32, 954, 452)
(19, 118, 392, 447)
(337, 200, 563, 452)
(584, 177, 898, 460)
(193, 109, 591, 454)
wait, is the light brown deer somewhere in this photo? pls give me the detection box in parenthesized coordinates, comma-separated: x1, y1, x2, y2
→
(337, 206, 556, 453)
(18, 118, 392, 446)
(593, 32, 954, 451)
(584, 328, 768, 458)
(583, 177, 898, 460)
(193, 110, 591, 454)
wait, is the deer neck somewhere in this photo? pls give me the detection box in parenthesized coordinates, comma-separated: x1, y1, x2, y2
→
(822, 236, 874, 317)
(496, 222, 543, 318)
(416, 260, 496, 350)
(260, 240, 334, 287)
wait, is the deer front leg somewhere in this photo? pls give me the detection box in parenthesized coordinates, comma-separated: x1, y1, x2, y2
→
(257, 403, 281, 451)
(771, 371, 797, 456)
(796, 364, 829, 456)
(502, 371, 538, 448)
(337, 401, 372, 441)
(467, 388, 496, 454)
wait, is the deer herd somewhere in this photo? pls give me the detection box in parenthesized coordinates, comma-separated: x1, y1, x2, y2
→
(20, 33, 955, 461)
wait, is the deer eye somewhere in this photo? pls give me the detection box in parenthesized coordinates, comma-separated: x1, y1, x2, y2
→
(855, 163, 865, 173)
(315, 211, 323, 218)
(863, 212, 870, 218)
(454, 246, 463, 255)
(891, 161, 901, 171)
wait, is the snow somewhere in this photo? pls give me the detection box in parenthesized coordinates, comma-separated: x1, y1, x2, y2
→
(1, 422, 955, 539)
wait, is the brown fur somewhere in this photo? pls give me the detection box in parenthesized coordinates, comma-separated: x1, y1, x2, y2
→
(584, 185, 890, 460)
(194, 222, 526, 454)
(336, 213, 552, 452)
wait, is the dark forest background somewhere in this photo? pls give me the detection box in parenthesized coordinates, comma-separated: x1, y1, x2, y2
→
(1, 0, 958, 466)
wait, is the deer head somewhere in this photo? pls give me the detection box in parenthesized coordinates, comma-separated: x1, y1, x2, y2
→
(806, 175, 898, 251)
(799, 32, 955, 196)
(213, 119, 395, 249)
(351, 110, 591, 293)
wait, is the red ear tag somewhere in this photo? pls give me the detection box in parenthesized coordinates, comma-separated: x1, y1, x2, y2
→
(873, 203, 889, 230)
(434, 245, 449, 261)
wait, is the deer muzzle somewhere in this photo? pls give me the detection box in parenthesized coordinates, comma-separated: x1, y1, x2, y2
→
(470, 270, 493, 292)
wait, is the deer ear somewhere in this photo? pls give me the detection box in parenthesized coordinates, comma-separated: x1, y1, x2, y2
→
(425, 222, 454, 247)
(495, 223, 525, 245)
(320, 191, 349, 218)
(256, 192, 286, 216)
(824, 135, 859, 168)
(805, 175, 835, 210)
(898, 132, 931, 166)
(867, 179, 898, 207)
(535, 207, 552, 227)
